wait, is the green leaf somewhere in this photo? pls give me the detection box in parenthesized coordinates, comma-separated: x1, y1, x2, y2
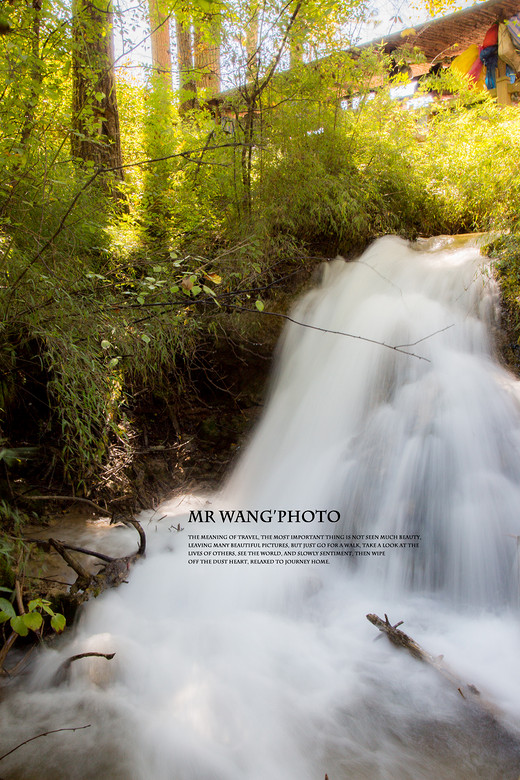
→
(10, 615, 29, 636)
(195, 0, 216, 10)
(202, 285, 216, 297)
(141, 334, 151, 344)
(255, 300, 265, 312)
(108, 357, 120, 369)
(101, 340, 111, 350)
(169, 285, 179, 294)
(137, 295, 145, 304)
(51, 613, 66, 633)
(0, 598, 15, 618)
(22, 612, 43, 631)
(191, 286, 202, 296)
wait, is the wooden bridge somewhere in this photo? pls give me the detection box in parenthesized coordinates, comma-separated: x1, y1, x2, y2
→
(214, 0, 520, 116)
(361, 0, 520, 105)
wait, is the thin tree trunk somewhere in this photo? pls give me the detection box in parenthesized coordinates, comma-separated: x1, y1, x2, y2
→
(175, 12, 197, 113)
(241, 103, 254, 218)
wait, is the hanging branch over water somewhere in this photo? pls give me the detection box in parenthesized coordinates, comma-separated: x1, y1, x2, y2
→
(231, 307, 456, 362)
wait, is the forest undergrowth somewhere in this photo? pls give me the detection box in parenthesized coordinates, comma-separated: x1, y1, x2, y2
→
(1, 23, 520, 602)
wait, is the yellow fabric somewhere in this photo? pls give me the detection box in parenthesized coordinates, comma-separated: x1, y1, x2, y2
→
(474, 70, 486, 91)
(450, 44, 480, 76)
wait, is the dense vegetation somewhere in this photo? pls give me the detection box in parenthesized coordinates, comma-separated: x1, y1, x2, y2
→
(1, 0, 520, 593)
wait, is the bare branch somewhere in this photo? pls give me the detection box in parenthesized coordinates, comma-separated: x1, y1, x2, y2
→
(25, 539, 115, 564)
(0, 726, 91, 762)
(52, 652, 115, 686)
(22, 495, 110, 515)
(229, 305, 433, 362)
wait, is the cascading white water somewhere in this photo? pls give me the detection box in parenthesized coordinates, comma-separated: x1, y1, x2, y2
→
(3, 235, 520, 780)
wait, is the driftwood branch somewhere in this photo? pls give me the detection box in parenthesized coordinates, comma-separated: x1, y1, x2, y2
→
(0, 632, 18, 674)
(47, 539, 92, 586)
(52, 651, 115, 686)
(0, 725, 91, 762)
(25, 516, 146, 603)
(25, 538, 115, 564)
(366, 613, 480, 698)
(123, 517, 146, 556)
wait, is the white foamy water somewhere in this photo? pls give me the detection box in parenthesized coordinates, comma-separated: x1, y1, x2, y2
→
(2, 235, 520, 780)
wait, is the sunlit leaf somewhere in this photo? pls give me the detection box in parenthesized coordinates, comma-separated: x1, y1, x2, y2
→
(22, 612, 43, 631)
(10, 615, 29, 636)
(50, 613, 66, 633)
(27, 598, 44, 612)
(0, 598, 15, 619)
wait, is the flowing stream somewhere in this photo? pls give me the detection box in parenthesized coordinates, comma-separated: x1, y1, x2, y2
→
(3, 235, 520, 779)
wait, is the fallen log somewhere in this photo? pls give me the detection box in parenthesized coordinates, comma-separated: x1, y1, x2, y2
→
(26, 516, 146, 604)
(366, 613, 480, 699)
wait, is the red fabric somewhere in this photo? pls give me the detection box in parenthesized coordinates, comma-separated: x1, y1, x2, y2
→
(482, 23, 499, 47)
(467, 51, 483, 81)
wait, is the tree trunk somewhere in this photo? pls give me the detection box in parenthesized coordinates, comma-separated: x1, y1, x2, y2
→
(194, 13, 221, 96)
(19, 0, 43, 148)
(245, 2, 259, 78)
(71, 0, 123, 177)
(289, 1, 305, 68)
(175, 12, 197, 114)
(148, 0, 172, 92)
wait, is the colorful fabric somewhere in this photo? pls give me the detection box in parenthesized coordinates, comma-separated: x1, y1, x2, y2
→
(480, 44, 498, 89)
(482, 23, 499, 48)
(507, 14, 520, 51)
(499, 23, 520, 72)
(450, 44, 480, 77)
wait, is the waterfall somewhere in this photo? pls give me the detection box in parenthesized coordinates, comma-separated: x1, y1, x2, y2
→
(2, 235, 520, 780)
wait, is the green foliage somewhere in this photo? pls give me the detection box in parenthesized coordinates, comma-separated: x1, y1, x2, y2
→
(0, 501, 30, 589)
(0, 593, 65, 637)
(1, 0, 519, 501)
